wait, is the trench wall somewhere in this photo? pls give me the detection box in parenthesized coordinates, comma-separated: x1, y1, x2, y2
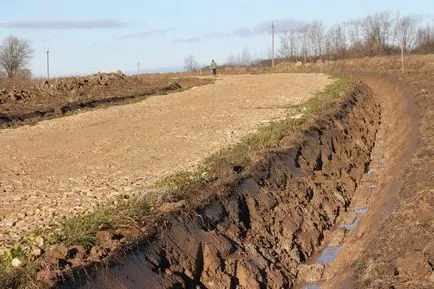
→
(63, 81, 381, 289)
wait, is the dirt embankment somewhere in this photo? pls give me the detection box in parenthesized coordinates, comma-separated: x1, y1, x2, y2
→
(0, 72, 210, 128)
(56, 81, 381, 289)
(348, 74, 434, 288)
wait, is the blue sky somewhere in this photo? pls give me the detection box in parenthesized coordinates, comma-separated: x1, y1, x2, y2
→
(0, 0, 433, 76)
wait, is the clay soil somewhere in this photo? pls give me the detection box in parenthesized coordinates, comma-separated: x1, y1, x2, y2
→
(1, 56, 432, 289)
(56, 61, 433, 289)
(0, 73, 331, 248)
(345, 72, 434, 289)
(58, 79, 380, 289)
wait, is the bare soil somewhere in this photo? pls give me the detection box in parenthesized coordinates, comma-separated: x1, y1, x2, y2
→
(346, 73, 434, 289)
(56, 80, 381, 289)
(302, 73, 423, 289)
(0, 73, 331, 248)
(0, 73, 211, 128)
(54, 62, 433, 289)
(1, 55, 432, 289)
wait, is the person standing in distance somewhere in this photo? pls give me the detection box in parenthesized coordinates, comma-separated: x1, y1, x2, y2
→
(211, 60, 217, 76)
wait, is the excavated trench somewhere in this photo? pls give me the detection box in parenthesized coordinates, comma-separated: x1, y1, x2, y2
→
(59, 81, 381, 289)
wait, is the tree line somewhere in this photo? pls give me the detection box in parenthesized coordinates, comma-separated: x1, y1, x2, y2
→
(278, 11, 434, 62)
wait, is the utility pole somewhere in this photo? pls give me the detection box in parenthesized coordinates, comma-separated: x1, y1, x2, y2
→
(46, 49, 50, 80)
(400, 42, 405, 74)
(272, 22, 275, 68)
(137, 62, 140, 80)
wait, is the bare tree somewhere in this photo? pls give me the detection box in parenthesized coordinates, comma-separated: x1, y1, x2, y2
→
(241, 45, 252, 66)
(361, 11, 393, 56)
(309, 21, 325, 57)
(345, 20, 364, 57)
(279, 29, 300, 60)
(415, 24, 434, 53)
(394, 15, 418, 51)
(299, 24, 311, 62)
(279, 31, 291, 58)
(184, 55, 198, 72)
(226, 53, 236, 67)
(326, 24, 347, 59)
(0, 36, 33, 78)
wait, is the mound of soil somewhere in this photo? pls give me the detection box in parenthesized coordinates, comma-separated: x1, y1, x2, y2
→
(0, 73, 211, 128)
(53, 81, 381, 289)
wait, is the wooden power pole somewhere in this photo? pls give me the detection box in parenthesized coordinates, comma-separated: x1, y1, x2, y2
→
(272, 22, 275, 68)
(137, 62, 140, 80)
(401, 43, 405, 74)
(46, 49, 50, 80)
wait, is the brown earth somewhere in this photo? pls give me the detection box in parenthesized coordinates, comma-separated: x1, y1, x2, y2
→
(54, 80, 381, 289)
(0, 72, 211, 128)
(293, 66, 433, 289)
(1, 55, 432, 289)
(295, 73, 424, 289)
(0, 73, 331, 249)
(55, 58, 433, 289)
(345, 73, 433, 289)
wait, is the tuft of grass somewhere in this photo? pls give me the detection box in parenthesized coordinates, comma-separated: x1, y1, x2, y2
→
(47, 195, 152, 248)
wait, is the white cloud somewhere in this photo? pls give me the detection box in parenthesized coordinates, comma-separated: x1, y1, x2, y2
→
(175, 17, 305, 43)
(0, 19, 128, 29)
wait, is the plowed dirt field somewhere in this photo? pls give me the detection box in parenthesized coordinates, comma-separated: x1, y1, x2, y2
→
(0, 73, 331, 247)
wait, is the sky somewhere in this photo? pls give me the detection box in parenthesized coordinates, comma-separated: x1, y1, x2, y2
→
(0, 0, 433, 76)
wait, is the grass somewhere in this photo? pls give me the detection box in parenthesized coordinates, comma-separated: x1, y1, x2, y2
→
(0, 75, 347, 289)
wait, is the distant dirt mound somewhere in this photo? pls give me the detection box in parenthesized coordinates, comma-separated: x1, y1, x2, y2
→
(0, 73, 209, 128)
(0, 71, 127, 105)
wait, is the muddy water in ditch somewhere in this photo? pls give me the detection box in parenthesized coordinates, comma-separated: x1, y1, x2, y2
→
(58, 81, 382, 289)
(300, 207, 369, 289)
(55, 77, 415, 289)
(299, 74, 416, 289)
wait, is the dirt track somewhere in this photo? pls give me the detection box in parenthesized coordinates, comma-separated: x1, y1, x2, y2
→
(0, 73, 331, 247)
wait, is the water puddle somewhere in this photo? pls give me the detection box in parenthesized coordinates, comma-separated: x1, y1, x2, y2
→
(301, 208, 368, 289)
(302, 285, 321, 289)
(340, 208, 368, 231)
(340, 217, 360, 231)
(317, 246, 342, 264)
(354, 208, 368, 215)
